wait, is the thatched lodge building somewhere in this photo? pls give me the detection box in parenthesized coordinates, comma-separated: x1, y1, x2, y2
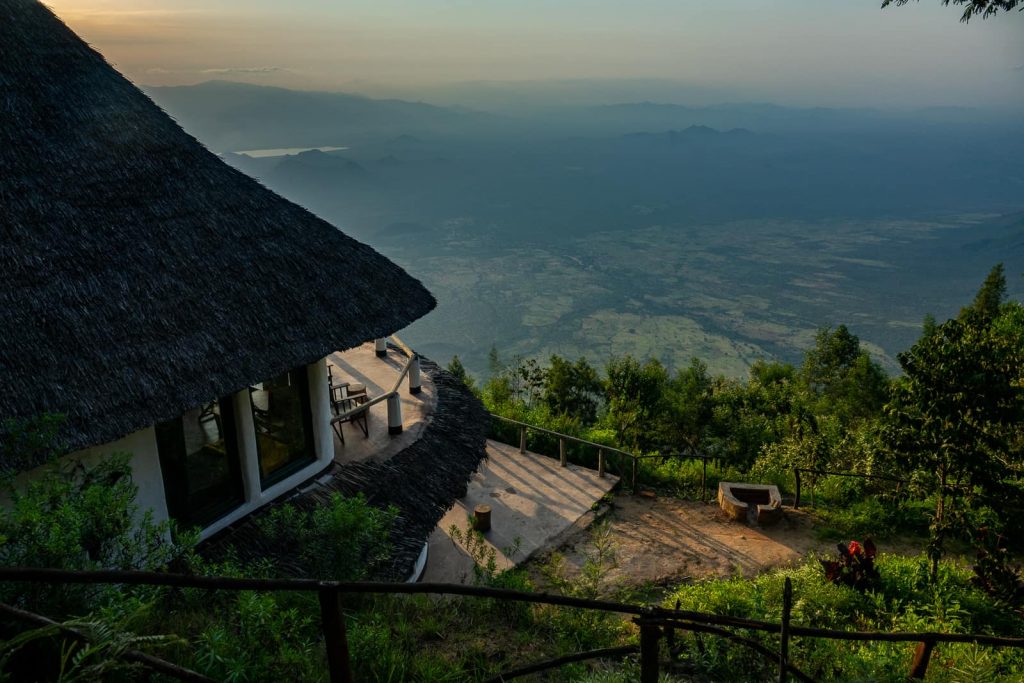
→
(1, 0, 484, 554)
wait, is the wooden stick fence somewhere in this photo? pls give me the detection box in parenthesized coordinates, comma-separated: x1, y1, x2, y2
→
(3, 568, 1023, 682)
(793, 468, 907, 509)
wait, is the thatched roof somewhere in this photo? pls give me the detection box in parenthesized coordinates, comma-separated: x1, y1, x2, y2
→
(202, 357, 489, 581)
(0, 1, 436, 457)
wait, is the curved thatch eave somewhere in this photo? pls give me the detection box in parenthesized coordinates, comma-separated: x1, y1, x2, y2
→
(201, 357, 489, 581)
(0, 1, 436, 459)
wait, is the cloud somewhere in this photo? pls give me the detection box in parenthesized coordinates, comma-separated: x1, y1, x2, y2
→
(200, 66, 284, 75)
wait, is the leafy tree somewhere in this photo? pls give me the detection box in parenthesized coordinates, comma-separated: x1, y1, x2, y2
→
(709, 365, 801, 467)
(487, 345, 502, 378)
(658, 358, 715, 454)
(882, 266, 1024, 577)
(543, 355, 603, 424)
(964, 261, 1006, 321)
(602, 355, 668, 451)
(749, 359, 797, 387)
(801, 325, 889, 426)
(446, 355, 476, 391)
(881, 0, 1021, 22)
(252, 493, 397, 580)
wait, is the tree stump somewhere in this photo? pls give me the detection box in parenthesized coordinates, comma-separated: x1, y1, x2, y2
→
(473, 504, 491, 532)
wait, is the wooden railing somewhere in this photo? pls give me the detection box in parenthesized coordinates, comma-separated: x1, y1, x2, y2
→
(3, 569, 1024, 682)
(793, 468, 907, 509)
(489, 414, 713, 500)
(330, 336, 422, 436)
(491, 414, 634, 482)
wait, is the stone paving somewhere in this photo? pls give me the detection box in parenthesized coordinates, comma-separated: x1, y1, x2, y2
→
(422, 439, 619, 583)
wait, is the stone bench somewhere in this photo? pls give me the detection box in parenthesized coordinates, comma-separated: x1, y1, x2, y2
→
(717, 482, 783, 526)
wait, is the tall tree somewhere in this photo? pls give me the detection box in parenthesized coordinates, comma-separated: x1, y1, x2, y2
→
(543, 355, 603, 424)
(658, 358, 715, 454)
(603, 355, 669, 451)
(883, 267, 1024, 578)
(801, 325, 889, 425)
(964, 262, 1006, 321)
(446, 355, 476, 391)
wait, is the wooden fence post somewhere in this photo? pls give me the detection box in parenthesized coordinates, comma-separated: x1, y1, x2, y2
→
(666, 598, 681, 659)
(632, 456, 638, 494)
(519, 426, 527, 454)
(559, 437, 567, 467)
(319, 588, 354, 683)
(598, 449, 605, 478)
(702, 457, 708, 503)
(794, 469, 802, 509)
(779, 577, 793, 683)
(909, 640, 935, 679)
(638, 619, 662, 683)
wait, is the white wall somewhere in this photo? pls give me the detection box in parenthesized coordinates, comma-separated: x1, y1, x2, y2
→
(17, 426, 171, 527)
(14, 357, 336, 541)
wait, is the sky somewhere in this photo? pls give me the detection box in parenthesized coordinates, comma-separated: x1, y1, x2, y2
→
(47, 0, 1024, 108)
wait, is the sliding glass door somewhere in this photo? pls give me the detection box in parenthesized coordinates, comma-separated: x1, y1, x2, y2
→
(156, 397, 244, 528)
(249, 367, 315, 488)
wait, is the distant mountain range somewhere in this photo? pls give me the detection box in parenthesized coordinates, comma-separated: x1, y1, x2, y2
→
(146, 80, 490, 151)
(145, 79, 1023, 377)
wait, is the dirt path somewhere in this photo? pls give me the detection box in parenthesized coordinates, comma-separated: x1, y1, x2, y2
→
(536, 494, 922, 587)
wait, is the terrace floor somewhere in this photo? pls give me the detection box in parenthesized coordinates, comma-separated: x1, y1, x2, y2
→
(326, 342, 437, 465)
(422, 439, 619, 583)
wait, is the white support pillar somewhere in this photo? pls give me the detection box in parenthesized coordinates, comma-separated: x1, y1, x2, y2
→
(408, 355, 422, 395)
(387, 393, 403, 435)
(233, 387, 262, 500)
(375, 338, 388, 358)
(307, 359, 333, 464)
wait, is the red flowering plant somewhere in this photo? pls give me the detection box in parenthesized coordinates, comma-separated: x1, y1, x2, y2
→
(820, 538, 880, 592)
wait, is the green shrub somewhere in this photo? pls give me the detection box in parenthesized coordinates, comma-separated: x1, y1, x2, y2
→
(252, 492, 397, 580)
(814, 496, 931, 540)
(189, 591, 323, 683)
(665, 554, 1024, 682)
(0, 453, 193, 616)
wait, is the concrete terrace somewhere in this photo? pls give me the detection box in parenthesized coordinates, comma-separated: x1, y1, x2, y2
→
(423, 439, 619, 583)
(324, 344, 619, 582)
(327, 342, 436, 464)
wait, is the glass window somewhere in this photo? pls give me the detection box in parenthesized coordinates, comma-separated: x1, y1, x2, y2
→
(250, 367, 315, 488)
(156, 397, 244, 529)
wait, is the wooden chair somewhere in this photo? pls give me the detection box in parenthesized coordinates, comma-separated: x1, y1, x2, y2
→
(328, 367, 369, 444)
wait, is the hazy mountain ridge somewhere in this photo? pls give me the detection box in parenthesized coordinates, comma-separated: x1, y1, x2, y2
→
(150, 80, 1024, 377)
(146, 80, 493, 151)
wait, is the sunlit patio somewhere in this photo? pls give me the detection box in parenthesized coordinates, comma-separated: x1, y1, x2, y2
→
(326, 341, 437, 464)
